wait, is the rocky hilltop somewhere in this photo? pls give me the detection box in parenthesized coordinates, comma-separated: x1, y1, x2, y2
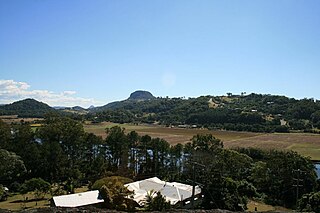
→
(128, 90, 155, 100)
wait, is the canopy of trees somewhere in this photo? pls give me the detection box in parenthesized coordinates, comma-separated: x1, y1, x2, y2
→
(0, 115, 318, 211)
(88, 93, 320, 133)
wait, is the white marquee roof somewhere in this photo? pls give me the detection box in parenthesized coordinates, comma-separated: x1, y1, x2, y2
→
(52, 190, 104, 207)
(125, 177, 201, 205)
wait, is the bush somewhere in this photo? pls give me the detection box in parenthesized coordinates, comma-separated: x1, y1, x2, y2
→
(0, 185, 9, 201)
(298, 192, 320, 213)
(91, 176, 132, 190)
(20, 178, 51, 200)
(144, 191, 171, 211)
(97, 176, 135, 211)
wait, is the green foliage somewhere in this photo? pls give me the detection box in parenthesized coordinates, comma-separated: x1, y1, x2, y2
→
(20, 178, 51, 200)
(0, 149, 26, 184)
(242, 149, 318, 208)
(191, 134, 223, 151)
(0, 119, 11, 150)
(91, 176, 132, 191)
(105, 126, 129, 170)
(0, 185, 9, 201)
(298, 191, 320, 213)
(1, 113, 319, 211)
(144, 190, 171, 211)
(0, 98, 56, 117)
(88, 93, 320, 132)
(202, 177, 248, 211)
(97, 176, 134, 211)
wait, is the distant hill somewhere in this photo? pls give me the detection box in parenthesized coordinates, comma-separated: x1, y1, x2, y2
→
(128, 90, 155, 100)
(92, 90, 155, 111)
(89, 92, 320, 133)
(71, 106, 86, 111)
(0, 98, 56, 118)
(2, 92, 320, 133)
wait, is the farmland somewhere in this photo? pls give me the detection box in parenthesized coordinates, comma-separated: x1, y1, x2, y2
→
(0, 115, 43, 124)
(84, 122, 320, 160)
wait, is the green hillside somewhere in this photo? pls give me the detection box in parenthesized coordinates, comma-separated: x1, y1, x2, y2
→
(0, 98, 56, 118)
(89, 93, 320, 133)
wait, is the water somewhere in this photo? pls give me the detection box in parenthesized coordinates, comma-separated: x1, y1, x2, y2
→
(316, 163, 320, 179)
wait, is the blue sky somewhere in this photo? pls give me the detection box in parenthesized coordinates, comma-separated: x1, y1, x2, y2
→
(1, 0, 320, 107)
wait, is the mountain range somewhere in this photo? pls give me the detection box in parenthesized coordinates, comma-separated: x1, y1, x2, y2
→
(1, 90, 320, 133)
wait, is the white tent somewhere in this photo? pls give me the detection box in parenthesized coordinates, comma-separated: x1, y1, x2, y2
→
(125, 177, 201, 205)
(51, 190, 104, 207)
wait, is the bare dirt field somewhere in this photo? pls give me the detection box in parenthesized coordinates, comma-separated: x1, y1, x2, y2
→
(84, 122, 320, 160)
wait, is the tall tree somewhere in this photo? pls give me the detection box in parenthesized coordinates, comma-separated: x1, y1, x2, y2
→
(105, 126, 129, 171)
(0, 119, 11, 150)
(0, 149, 26, 185)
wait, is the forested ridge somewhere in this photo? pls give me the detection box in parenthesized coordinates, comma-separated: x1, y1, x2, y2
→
(90, 93, 320, 133)
(0, 99, 56, 118)
(0, 116, 319, 212)
(2, 92, 320, 133)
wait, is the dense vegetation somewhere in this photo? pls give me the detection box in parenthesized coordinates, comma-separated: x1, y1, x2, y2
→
(0, 116, 319, 211)
(89, 93, 320, 133)
(2, 92, 320, 133)
(0, 99, 56, 118)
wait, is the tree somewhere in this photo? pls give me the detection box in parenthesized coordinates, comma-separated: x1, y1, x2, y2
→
(298, 191, 320, 213)
(169, 143, 183, 180)
(191, 134, 223, 151)
(0, 185, 9, 201)
(11, 123, 42, 179)
(149, 138, 170, 177)
(0, 149, 26, 185)
(95, 176, 134, 210)
(248, 149, 317, 208)
(20, 178, 51, 200)
(127, 131, 140, 176)
(137, 134, 152, 177)
(202, 177, 248, 211)
(37, 116, 86, 182)
(311, 110, 320, 128)
(0, 119, 11, 150)
(105, 126, 129, 170)
(144, 190, 171, 211)
(183, 136, 253, 211)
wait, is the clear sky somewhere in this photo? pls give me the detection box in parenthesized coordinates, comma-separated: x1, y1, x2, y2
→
(1, 0, 320, 107)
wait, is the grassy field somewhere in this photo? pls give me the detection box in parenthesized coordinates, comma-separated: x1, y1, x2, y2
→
(0, 192, 50, 211)
(0, 115, 43, 124)
(0, 186, 89, 211)
(84, 122, 320, 160)
(246, 200, 291, 212)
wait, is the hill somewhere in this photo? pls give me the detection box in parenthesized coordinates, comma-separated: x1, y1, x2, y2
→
(93, 90, 155, 111)
(128, 90, 155, 100)
(89, 93, 320, 133)
(0, 98, 56, 118)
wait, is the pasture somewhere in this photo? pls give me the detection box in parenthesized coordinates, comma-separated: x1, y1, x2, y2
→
(0, 115, 43, 124)
(0, 186, 89, 211)
(84, 122, 320, 160)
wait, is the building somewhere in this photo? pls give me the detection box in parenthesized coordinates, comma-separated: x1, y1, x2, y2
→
(124, 177, 201, 207)
(51, 190, 104, 207)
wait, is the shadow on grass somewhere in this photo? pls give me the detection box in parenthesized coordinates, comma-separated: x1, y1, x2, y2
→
(10, 198, 48, 204)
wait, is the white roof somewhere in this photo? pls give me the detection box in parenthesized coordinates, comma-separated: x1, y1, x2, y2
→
(52, 190, 104, 207)
(125, 177, 201, 205)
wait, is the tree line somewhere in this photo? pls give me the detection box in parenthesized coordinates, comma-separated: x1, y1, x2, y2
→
(0, 116, 319, 211)
(1, 93, 320, 133)
(88, 94, 320, 133)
